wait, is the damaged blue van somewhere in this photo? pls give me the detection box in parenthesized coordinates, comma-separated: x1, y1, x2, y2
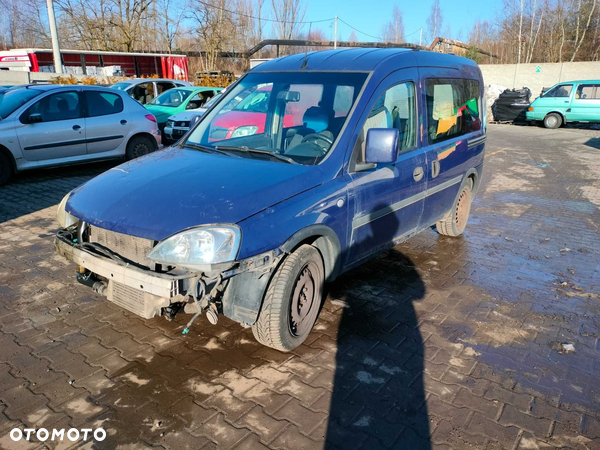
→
(55, 48, 486, 351)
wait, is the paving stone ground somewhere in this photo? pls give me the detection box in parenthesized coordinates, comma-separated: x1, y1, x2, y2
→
(0, 124, 599, 450)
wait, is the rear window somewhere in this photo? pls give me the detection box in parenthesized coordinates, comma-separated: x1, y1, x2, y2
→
(425, 78, 480, 144)
(85, 91, 124, 117)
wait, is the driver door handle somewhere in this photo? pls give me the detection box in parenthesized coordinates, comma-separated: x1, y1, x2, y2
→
(413, 166, 424, 182)
(120, 120, 128, 125)
(72, 125, 81, 131)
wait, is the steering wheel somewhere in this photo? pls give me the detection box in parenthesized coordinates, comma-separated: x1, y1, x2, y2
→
(301, 133, 333, 154)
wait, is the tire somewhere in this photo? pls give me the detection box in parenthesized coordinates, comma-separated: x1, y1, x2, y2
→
(436, 178, 473, 237)
(0, 151, 13, 186)
(126, 136, 154, 160)
(543, 113, 562, 129)
(252, 244, 324, 352)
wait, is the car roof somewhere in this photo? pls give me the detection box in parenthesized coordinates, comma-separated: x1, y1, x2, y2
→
(557, 80, 600, 84)
(114, 78, 191, 85)
(250, 48, 477, 74)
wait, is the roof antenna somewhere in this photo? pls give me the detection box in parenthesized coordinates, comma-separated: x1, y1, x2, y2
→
(301, 22, 312, 69)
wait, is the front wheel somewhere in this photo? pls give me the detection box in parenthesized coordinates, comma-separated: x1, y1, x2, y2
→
(436, 179, 473, 237)
(543, 113, 562, 129)
(252, 244, 324, 352)
(0, 152, 13, 186)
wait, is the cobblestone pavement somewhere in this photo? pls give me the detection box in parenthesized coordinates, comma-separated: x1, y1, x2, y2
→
(0, 124, 599, 450)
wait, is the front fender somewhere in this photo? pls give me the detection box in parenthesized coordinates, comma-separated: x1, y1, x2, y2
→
(237, 177, 348, 262)
(222, 179, 348, 325)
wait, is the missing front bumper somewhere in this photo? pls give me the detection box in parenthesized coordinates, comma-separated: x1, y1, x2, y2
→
(54, 229, 283, 323)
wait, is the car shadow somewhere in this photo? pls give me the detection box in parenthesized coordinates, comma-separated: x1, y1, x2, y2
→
(324, 203, 430, 448)
(584, 137, 600, 149)
(0, 162, 116, 225)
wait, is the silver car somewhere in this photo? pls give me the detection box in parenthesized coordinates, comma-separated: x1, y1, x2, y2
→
(111, 78, 192, 105)
(0, 85, 162, 185)
(164, 91, 224, 143)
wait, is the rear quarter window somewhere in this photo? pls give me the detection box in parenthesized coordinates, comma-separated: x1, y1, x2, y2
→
(85, 91, 124, 117)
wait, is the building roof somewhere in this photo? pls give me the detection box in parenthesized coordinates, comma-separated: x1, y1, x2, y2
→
(1, 48, 187, 58)
(250, 48, 475, 73)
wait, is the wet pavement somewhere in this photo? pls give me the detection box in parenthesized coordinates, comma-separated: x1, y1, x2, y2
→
(0, 123, 599, 449)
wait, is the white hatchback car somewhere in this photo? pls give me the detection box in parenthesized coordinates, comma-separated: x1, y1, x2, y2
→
(0, 84, 162, 185)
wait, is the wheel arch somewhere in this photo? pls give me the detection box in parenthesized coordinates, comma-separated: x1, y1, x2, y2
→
(127, 132, 159, 151)
(0, 144, 17, 173)
(280, 224, 342, 282)
(545, 110, 566, 124)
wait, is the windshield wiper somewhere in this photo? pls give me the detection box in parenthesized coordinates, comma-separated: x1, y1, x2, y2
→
(214, 145, 299, 165)
(183, 142, 238, 157)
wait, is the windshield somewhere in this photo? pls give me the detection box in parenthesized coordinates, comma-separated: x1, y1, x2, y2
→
(185, 72, 367, 165)
(150, 88, 192, 107)
(0, 88, 43, 119)
(111, 83, 131, 91)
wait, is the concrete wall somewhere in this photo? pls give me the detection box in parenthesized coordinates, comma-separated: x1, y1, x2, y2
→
(479, 62, 600, 99)
(0, 71, 87, 86)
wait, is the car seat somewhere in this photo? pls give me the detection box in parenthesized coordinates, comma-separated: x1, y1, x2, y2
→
(56, 98, 70, 120)
(286, 106, 331, 150)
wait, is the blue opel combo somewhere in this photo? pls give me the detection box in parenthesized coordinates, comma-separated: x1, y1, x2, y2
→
(55, 49, 486, 351)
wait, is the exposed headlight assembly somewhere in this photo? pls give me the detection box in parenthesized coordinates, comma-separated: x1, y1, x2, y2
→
(148, 225, 241, 270)
(231, 125, 258, 138)
(56, 192, 79, 228)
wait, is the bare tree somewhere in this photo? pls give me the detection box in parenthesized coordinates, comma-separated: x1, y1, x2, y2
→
(381, 4, 405, 43)
(570, 0, 597, 60)
(348, 30, 358, 42)
(271, 0, 306, 40)
(426, 0, 443, 42)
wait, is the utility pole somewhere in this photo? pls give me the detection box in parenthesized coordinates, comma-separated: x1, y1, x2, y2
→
(46, 0, 62, 74)
(334, 16, 338, 49)
(419, 28, 422, 46)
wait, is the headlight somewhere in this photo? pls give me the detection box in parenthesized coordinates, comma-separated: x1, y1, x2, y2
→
(148, 225, 241, 269)
(56, 192, 79, 228)
(190, 115, 202, 127)
(166, 120, 174, 128)
(231, 125, 258, 138)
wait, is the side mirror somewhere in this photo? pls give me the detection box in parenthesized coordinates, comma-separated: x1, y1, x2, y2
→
(28, 113, 43, 124)
(365, 128, 399, 164)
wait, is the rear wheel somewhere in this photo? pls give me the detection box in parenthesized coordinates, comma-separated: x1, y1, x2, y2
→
(543, 113, 562, 129)
(126, 136, 154, 160)
(0, 152, 13, 186)
(436, 179, 473, 237)
(252, 244, 324, 352)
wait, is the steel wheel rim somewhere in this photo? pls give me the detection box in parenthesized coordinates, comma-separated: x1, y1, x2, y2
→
(455, 188, 471, 231)
(547, 116, 557, 127)
(133, 142, 150, 158)
(289, 263, 318, 336)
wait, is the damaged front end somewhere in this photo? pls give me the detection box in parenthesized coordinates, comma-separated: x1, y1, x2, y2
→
(54, 223, 283, 331)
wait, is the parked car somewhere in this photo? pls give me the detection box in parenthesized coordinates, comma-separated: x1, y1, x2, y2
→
(145, 86, 222, 134)
(0, 84, 161, 185)
(164, 91, 224, 143)
(55, 49, 486, 351)
(526, 80, 600, 128)
(110, 78, 192, 105)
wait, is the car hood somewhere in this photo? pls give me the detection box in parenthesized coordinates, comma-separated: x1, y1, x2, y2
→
(168, 109, 206, 122)
(66, 148, 323, 242)
(145, 105, 178, 122)
(213, 111, 267, 129)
